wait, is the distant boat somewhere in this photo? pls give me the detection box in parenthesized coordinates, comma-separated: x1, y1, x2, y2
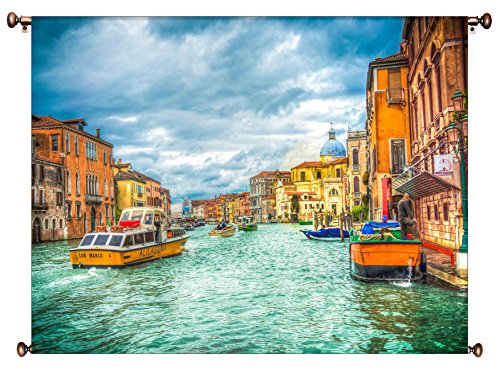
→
(208, 224, 237, 237)
(236, 216, 258, 231)
(299, 220, 313, 225)
(301, 227, 349, 241)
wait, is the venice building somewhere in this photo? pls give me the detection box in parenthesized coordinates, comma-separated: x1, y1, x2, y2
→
(249, 170, 291, 223)
(32, 115, 115, 238)
(393, 17, 468, 251)
(276, 125, 347, 223)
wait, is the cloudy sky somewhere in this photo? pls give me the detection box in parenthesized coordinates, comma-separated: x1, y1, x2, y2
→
(32, 17, 404, 210)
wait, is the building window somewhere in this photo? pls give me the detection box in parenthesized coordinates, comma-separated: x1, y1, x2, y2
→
(104, 179, 108, 197)
(427, 205, 431, 220)
(51, 134, 59, 152)
(434, 204, 439, 221)
(76, 203, 81, 218)
(59, 219, 63, 229)
(300, 172, 306, 181)
(352, 149, 359, 165)
(66, 133, 70, 153)
(316, 171, 321, 179)
(67, 201, 72, 219)
(105, 204, 109, 219)
(421, 88, 427, 131)
(57, 192, 63, 206)
(443, 203, 449, 221)
(372, 146, 377, 173)
(104, 148, 107, 164)
(435, 63, 442, 113)
(67, 171, 71, 194)
(75, 137, 79, 156)
(39, 165, 45, 182)
(353, 176, 360, 193)
(336, 168, 341, 178)
(45, 218, 49, 229)
(57, 168, 63, 183)
(76, 172, 80, 194)
(390, 139, 406, 174)
(427, 75, 434, 122)
(52, 218, 56, 230)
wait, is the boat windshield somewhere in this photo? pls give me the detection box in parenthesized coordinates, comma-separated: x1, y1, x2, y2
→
(131, 210, 144, 221)
(80, 234, 95, 247)
(120, 210, 131, 222)
(144, 210, 154, 225)
(93, 234, 110, 246)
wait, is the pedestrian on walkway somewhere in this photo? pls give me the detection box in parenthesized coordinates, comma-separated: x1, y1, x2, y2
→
(397, 193, 420, 239)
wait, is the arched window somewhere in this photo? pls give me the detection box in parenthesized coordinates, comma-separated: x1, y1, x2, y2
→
(329, 188, 339, 196)
(352, 149, 359, 165)
(75, 172, 79, 194)
(66, 132, 70, 153)
(354, 176, 360, 193)
(67, 171, 71, 194)
(75, 136, 79, 156)
(103, 148, 107, 164)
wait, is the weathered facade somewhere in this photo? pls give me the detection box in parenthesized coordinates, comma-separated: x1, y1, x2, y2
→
(346, 130, 368, 213)
(31, 135, 66, 242)
(249, 170, 291, 223)
(396, 17, 467, 250)
(32, 115, 115, 238)
(160, 187, 172, 217)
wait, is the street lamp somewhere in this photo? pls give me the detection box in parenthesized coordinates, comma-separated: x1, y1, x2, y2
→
(445, 89, 468, 275)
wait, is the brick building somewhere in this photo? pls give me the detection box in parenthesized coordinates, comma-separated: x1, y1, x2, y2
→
(32, 115, 115, 238)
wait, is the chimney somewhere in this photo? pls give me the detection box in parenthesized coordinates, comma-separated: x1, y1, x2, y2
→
(96, 128, 100, 138)
(118, 158, 122, 164)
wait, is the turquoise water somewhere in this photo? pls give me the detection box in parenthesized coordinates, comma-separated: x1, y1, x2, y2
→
(32, 223, 467, 354)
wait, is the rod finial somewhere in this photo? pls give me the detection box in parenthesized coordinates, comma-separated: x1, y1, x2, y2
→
(468, 343, 483, 357)
(17, 342, 32, 357)
(7, 12, 18, 28)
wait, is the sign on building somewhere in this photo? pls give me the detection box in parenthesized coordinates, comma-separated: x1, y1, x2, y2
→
(433, 154, 453, 175)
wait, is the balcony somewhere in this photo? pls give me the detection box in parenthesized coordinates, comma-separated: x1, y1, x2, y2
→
(386, 88, 405, 105)
(85, 194, 103, 204)
(32, 202, 49, 211)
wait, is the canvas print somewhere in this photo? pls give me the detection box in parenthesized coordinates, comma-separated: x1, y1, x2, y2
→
(31, 16, 468, 354)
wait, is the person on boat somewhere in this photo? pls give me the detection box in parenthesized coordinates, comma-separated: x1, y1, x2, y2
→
(221, 220, 227, 228)
(216, 221, 223, 230)
(154, 218, 161, 242)
(397, 193, 420, 239)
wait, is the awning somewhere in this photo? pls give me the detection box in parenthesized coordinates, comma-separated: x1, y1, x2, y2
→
(394, 171, 458, 199)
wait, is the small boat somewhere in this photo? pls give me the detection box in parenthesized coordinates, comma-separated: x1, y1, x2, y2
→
(236, 216, 258, 231)
(69, 207, 189, 268)
(301, 227, 349, 241)
(299, 219, 313, 225)
(208, 224, 237, 237)
(349, 221, 426, 282)
(184, 223, 195, 231)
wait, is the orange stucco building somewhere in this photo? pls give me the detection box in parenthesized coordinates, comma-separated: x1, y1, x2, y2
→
(32, 115, 115, 238)
(366, 49, 411, 220)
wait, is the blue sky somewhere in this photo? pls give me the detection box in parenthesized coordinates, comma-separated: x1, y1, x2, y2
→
(32, 16, 404, 210)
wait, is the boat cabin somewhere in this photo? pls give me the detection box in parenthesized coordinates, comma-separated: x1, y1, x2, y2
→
(119, 207, 169, 232)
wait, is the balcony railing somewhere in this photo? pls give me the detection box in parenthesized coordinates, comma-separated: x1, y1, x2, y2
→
(32, 202, 49, 211)
(386, 88, 405, 104)
(85, 194, 103, 203)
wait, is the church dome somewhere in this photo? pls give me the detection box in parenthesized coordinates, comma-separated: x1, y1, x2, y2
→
(319, 125, 346, 159)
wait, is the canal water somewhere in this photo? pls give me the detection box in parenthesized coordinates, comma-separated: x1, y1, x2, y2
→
(32, 223, 467, 354)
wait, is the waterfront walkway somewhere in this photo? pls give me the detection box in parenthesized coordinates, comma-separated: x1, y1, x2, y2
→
(424, 246, 468, 291)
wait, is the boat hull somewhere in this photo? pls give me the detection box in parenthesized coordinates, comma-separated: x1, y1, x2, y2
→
(350, 241, 424, 281)
(208, 226, 236, 237)
(239, 225, 258, 231)
(70, 237, 188, 268)
(299, 220, 313, 225)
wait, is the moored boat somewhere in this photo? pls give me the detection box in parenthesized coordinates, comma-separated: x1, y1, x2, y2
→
(301, 227, 349, 241)
(349, 221, 426, 282)
(208, 224, 237, 237)
(70, 207, 189, 268)
(298, 219, 313, 225)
